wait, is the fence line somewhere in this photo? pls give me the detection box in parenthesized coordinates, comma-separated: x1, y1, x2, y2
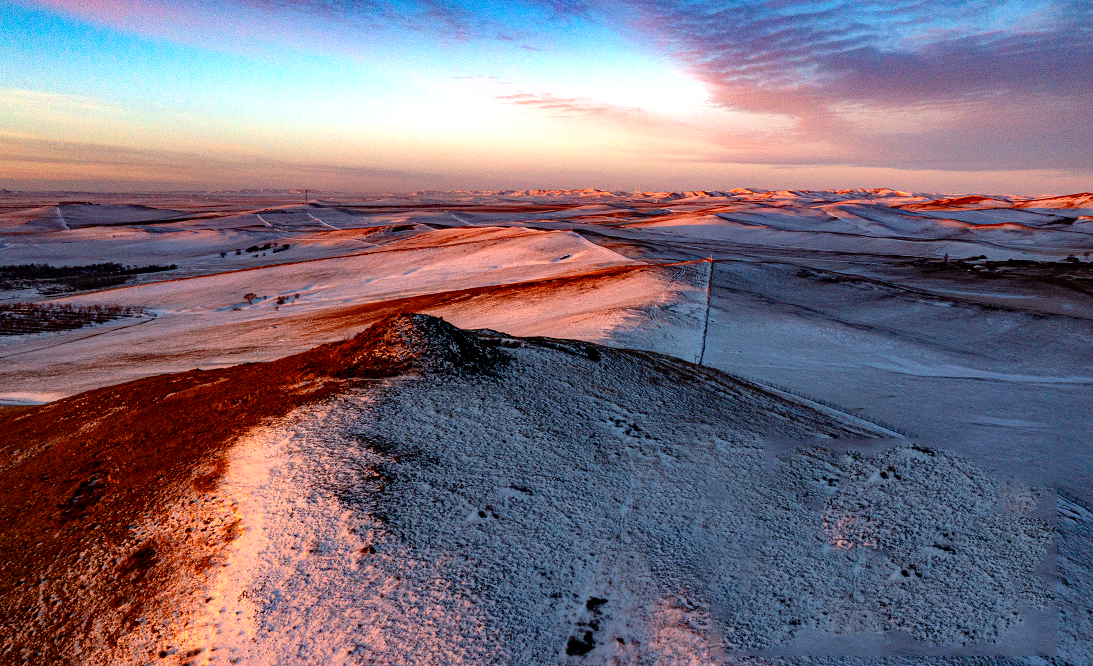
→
(729, 371, 916, 438)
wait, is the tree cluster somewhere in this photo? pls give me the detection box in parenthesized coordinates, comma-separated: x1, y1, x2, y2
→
(0, 302, 144, 335)
(0, 263, 177, 294)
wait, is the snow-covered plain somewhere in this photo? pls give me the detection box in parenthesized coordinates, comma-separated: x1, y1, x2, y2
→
(1, 189, 1091, 663)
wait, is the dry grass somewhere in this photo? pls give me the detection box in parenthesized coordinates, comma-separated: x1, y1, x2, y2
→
(0, 313, 467, 663)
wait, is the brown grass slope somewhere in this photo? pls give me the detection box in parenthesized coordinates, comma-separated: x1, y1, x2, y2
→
(0, 313, 498, 665)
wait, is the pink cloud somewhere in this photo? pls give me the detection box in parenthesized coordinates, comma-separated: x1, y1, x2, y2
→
(496, 92, 631, 117)
(625, 0, 1093, 171)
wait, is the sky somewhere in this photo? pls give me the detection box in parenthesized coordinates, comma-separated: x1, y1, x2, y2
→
(1, 0, 1090, 194)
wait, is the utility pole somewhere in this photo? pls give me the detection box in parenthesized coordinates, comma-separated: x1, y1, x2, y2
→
(698, 256, 714, 366)
(304, 189, 309, 204)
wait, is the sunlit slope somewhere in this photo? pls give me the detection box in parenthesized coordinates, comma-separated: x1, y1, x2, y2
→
(56, 227, 635, 311)
(0, 227, 706, 400)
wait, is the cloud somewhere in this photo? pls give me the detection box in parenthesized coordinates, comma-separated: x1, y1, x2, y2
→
(236, 0, 1093, 171)
(213, 0, 596, 44)
(30, 0, 607, 47)
(0, 133, 433, 191)
(17, 0, 1093, 176)
(496, 92, 632, 117)
(0, 88, 112, 113)
(622, 0, 1093, 170)
(242, 0, 482, 39)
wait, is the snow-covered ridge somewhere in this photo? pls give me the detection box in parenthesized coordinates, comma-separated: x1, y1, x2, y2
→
(1, 314, 1068, 663)
(2, 313, 895, 663)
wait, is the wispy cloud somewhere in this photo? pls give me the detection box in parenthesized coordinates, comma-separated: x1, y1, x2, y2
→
(0, 133, 432, 190)
(29, 0, 522, 46)
(235, 0, 595, 44)
(0, 88, 112, 112)
(243, 0, 482, 40)
(496, 92, 634, 117)
(621, 0, 1093, 169)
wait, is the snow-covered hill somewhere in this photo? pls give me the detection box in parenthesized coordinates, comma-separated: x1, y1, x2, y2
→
(2, 315, 1076, 664)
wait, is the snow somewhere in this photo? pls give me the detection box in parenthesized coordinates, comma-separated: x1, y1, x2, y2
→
(0, 226, 702, 400)
(1, 189, 1091, 662)
(57, 227, 636, 311)
(143, 330, 1060, 663)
